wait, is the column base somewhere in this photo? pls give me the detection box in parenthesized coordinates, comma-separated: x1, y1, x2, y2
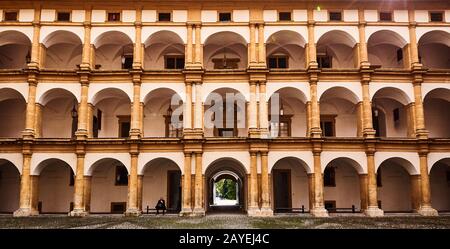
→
(179, 208, 193, 217)
(68, 209, 89, 217)
(191, 208, 205, 217)
(247, 207, 261, 217)
(258, 207, 274, 217)
(310, 207, 329, 217)
(13, 208, 39, 217)
(364, 206, 384, 217)
(124, 208, 142, 217)
(248, 128, 259, 138)
(417, 206, 438, 216)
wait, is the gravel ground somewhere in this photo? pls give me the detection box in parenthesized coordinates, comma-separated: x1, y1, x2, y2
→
(0, 214, 449, 229)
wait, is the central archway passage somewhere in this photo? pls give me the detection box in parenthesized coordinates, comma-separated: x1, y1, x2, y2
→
(205, 158, 247, 214)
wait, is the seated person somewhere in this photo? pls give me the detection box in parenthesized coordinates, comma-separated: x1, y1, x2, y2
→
(155, 197, 166, 215)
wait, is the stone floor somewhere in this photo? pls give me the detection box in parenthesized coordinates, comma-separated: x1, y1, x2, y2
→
(0, 214, 450, 229)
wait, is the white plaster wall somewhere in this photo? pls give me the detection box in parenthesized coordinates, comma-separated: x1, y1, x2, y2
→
(41, 9, 56, 22)
(233, 10, 249, 22)
(203, 152, 250, 174)
(38, 163, 74, 213)
(31, 153, 77, 176)
(201, 10, 217, 23)
(84, 153, 130, 176)
(91, 10, 106, 23)
(0, 26, 34, 42)
(173, 10, 187, 23)
(323, 163, 361, 209)
(428, 153, 450, 173)
(321, 153, 367, 174)
(0, 84, 28, 102)
(364, 10, 377, 22)
(42, 98, 74, 138)
(91, 27, 135, 44)
(365, 26, 410, 44)
(202, 26, 249, 44)
(377, 163, 412, 212)
(0, 154, 23, 174)
(95, 98, 131, 138)
(138, 153, 184, 175)
(446, 10, 450, 22)
(90, 163, 127, 213)
(141, 84, 186, 103)
(416, 27, 450, 41)
(293, 10, 307, 22)
(313, 10, 327, 22)
(264, 26, 308, 43)
(414, 10, 429, 23)
(394, 10, 409, 22)
(266, 82, 310, 102)
(263, 10, 277, 22)
(36, 84, 80, 105)
(122, 10, 136, 23)
(72, 10, 85, 22)
(343, 10, 358, 22)
(40, 26, 84, 44)
(315, 26, 359, 44)
(368, 44, 405, 68)
(320, 100, 358, 137)
(317, 82, 362, 102)
(374, 153, 419, 175)
(369, 83, 413, 105)
(19, 9, 34, 22)
(141, 26, 187, 44)
(142, 161, 180, 210)
(142, 10, 157, 22)
(0, 162, 20, 212)
(430, 162, 450, 211)
(88, 84, 133, 104)
(268, 152, 313, 173)
(271, 159, 309, 209)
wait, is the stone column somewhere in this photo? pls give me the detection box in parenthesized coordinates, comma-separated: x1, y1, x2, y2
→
(193, 152, 205, 215)
(411, 175, 421, 212)
(248, 152, 260, 216)
(309, 80, 321, 138)
(80, 10, 92, 70)
(181, 152, 193, 215)
(194, 24, 202, 65)
(83, 176, 92, 212)
(358, 10, 370, 68)
(133, 9, 142, 69)
(413, 82, 428, 139)
(194, 82, 203, 130)
(14, 152, 38, 216)
(364, 146, 384, 216)
(23, 82, 37, 139)
(249, 23, 257, 66)
(417, 151, 438, 216)
(130, 82, 142, 139)
(248, 82, 258, 137)
(306, 10, 317, 68)
(408, 10, 421, 69)
(257, 23, 265, 67)
(75, 82, 89, 139)
(69, 153, 88, 216)
(28, 9, 41, 70)
(87, 104, 94, 138)
(125, 152, 141, 216)
(310, 146, 328, 217)
(33, 103, 43, 138)
(406, 103, 416, 138)
(259, 82, 269, 137)
(186, 23, 193, 66)
(184, 83, 193, 131)
(361, 80, 376, 138)
(260, 152, 272, 215)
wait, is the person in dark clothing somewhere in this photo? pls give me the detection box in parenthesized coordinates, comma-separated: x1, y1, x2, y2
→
(155, 197, 166, 215)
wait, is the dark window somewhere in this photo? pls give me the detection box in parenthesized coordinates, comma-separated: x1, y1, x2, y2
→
(158, 12, 171, 22)
(111, 202, 126, 214)
(279, 12, 292, 21)
(377, 200, 382, 209)
(317, 55, 332, 68)
(329, 11, 342, 21)
(107, 12, 121, 22)
(4, 11, 18, 21)
(377, 169, 382, 187)
(69, 170, 75, 186)
(324, 166, 336, 187)
(97, 109, 102, 130)
(57, 12, 71, 22)
(268, 55, 288, 69)
(212, 58, 240, 69)
(379, 12, 392, 21)
(393, 108, 400, 122)
(218, 128, 235, 137)
(115, 165, 128, 186)
(320, 115, 335, 137)
(118, 115, 131, 138)
(165, 56, 185, 69)
(396, 48, 403, 62)
(430, 12, 443, 22)
(324, 201, 336, 211)
(219, 12, 232, 22)
(122, 55, 133, 69)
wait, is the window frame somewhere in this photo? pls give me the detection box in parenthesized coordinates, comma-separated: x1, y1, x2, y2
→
(429, 11, 444, 22)
(320, 114, 337, 137)
(157, 11, 172, 22)
(278, 11, 292, 22)
(268, 54, 289, 69)
(114, 165, 129, 186)
(56, 11, 72, 22)
(106, 11, 122, 22)
(378, 11, 393, 22)
(218, 12, 232, 22)
(117, 115, 131, 138)
(3, 10, 19, 22)
(164, 55, 185, 69)
(328, 10, 343, 22)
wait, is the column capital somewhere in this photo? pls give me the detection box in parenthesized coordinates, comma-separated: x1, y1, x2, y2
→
(307, 20, 315, 26)
(83, 21, 92, 28)
(134, 21, 143, 27)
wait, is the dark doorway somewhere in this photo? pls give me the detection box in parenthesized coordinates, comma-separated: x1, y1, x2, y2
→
(167, 170, 181, 212)
(273, 169, 291, 212)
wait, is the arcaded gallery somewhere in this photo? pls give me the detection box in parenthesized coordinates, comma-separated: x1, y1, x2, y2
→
(0, 0, 449, 218)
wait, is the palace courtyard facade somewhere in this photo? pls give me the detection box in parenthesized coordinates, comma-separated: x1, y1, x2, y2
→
(0, 0, 449, 218)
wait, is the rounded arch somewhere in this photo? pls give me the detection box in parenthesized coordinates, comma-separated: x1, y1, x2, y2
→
(418, 30, 450, 69)
(0, 158, 21, 175)
(211, 170, 240, 182)
(316, 30, 357, 48)
(141, 157, 182, 175)
(42, 30, 82, 48)
(144, 30, 184, 48)
(205, 157, 248, 175)
(266, 30, 306, 69)
(37, 88, 78, 106)
(430, 157, 450, 171)
(319, 86, 361, 104)
(0, 87, 27, 103)
(268, 87, 308, 109)
(141, 84, 186, 103)
(371, 86, 412, 106)
(93, 30, 133, 49)
(367, 30, 408, 48)
(266, 84, 310, 102)
(143, 30, 185, 70)
(324, 157, 365, 174)
(271, 156, 311, 174)
(91, 87, 131, 106)
(367, 30, 408, 69)
(316, 30, 357, 68)
(32, 158, 74, 176)
(423, 86, 450, 101)
(0, 155, 22, 174)
(266, 30, 306, 46)
(377, 157, 418, 175)
(143, 87, 184, 106)
(86, 157, 129, 176)
(0, 30, 32, 69)
(41, 30, 83, 70)
(203, 31, 248, 70)
(418, 30, 450, 47)
(203, 86, 249, 103)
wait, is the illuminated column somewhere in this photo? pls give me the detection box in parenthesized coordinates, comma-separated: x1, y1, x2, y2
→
(69, 153, 88, 216)
(28, 9, 41, 70)
(130, 81, 142, 139)
(194, 24, 202, 65)
(137, 175, 143, 212)
(76, 81, 89, 139)
(80, 9, 92, 70)
(181, 152, 193, 215)
(248, 152, 260, 216)
(186, 23, 194, 67)
(87, 104, 94, 138)
(413, 82, 428, 139)
(33, 103, 42, 138)
(257, 23, 266, 66)
(193, 152, 205, 215)
(249, 23, 257, 65)
(194, 82, 203, 131)
(259, 82, 269, 136)
(361, 79, 375, 138)
(364, 145, 384, 217)
(125, 152, 141, 216)
(417, 151, 438, 216)
(310, 145, 328, 217)
(408, 10, 421, 69)
(248, 82, 258, 137)
(133, 9, 143, 69)
(260, 152, 272, 215)
(83, 176, 92, 212)
(13, 152, 38, 217)
(358, 9, 370, 68)
(359, 174, 368, 212)
(306, 9, 317, 68)
(184, 83, 193, 131)
(309, 80, 321, 138)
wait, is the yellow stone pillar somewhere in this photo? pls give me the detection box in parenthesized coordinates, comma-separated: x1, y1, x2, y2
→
(364, 146, 384, 216)
(306, 102, 312, 137)
(257, 23, 266, 67)
(260, 152, 272, 215)
(406, 103, 416, 138)
(413, 82, 428, 139)
(248, 152, 260, 216)
(133, 9, 142, 69)
(186, 23, 193, 66)
(130, 82, 142, 139)
(306, 10, 317, 68)
(410, 175, 421, 211)
(125, 152, 141, 216)
(87, 104, 94, 138)
(184, 83, 193, 131)
(417, 151, 438, 216)
(249, 23, 257, 66)
(69, 153, 88, 216)
(358, 10, 370, 68)
(83, 176, 92, 212)
(75, 82, 89, 139)
(194, 82, 203, 131)
(23, 82, 38, 139)
(193, 152, 205, 215)
(259, 82, 269, 136)
(33, 103, 42, 138)
(248, 82, 258, 137)
(194, 24, 202, 66)
(14, 152, 38, 216)
(181, 152, 193, 215)
(310, 145, 328, 217)
(80, 10, 92, 70)
(408, 10, 421, 69)
(308, 173, 314, 211)
(356, 102, 364, 137)
(28, 9, 41, 70)
(361, 79, 376, 138)
(309, 80, 321, 138)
